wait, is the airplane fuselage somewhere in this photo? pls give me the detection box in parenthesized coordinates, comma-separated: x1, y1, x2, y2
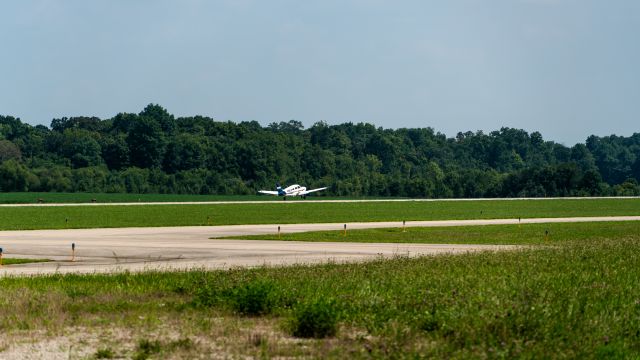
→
(258, 183, 327, 199)
(282, 184, 307, 196)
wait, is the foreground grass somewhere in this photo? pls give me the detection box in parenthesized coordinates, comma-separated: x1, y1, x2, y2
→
(1, 236, 640, 358)
(0, 198, 639, 230)
(225, 220, 640, 245)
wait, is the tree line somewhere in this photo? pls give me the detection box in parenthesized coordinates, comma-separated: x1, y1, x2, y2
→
(1, 104, 639, 197)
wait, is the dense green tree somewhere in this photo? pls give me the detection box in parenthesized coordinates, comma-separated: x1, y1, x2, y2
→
(101, 134, 130, 170)
(0, 140, 21, 162)
(0, 115, 30, 140)
(0, 160, 38, 191)
(59, 129, 102, 168)
(111, 113, 139, 133)
(632, 158, 640, 181)
(127, 117, 165, 168)
(72, 166, 109, 192)
(0, 105, 638, 197)
(34, 166, 71, 192)
(51, 116, 104, 133)
(140, 104, 175, 134)
(163, 134, 206, 173)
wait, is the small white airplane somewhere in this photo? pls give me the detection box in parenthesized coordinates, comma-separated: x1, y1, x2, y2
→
(258, 183, 328, 199)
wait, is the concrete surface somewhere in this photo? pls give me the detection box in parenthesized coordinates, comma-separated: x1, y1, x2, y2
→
(0, 216, 638, 275)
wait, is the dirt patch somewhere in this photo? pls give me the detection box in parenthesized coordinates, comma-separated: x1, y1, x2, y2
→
(0, 317, 328, 359)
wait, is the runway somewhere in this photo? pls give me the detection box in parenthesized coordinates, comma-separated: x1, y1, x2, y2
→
(0, 216, 638, 275)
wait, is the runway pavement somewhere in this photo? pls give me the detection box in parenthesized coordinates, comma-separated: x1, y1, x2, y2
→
(0, 216, 638, 275)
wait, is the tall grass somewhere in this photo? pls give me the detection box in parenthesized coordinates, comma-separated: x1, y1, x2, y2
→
(1, 236, 640, 357)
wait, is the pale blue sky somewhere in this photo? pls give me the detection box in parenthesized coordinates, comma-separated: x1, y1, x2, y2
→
(1, 0, 638, 145)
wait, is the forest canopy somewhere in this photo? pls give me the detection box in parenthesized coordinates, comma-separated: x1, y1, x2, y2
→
(1, 104, 639, 197)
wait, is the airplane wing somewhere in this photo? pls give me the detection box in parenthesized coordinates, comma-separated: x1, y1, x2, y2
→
(300, 187, 327, 195)
(258, 190, 280, 195)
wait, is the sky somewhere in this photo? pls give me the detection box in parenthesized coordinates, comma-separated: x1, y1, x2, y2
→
(1, 0, 639, 145)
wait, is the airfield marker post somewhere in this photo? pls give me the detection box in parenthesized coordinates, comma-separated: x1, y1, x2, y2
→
(0, 247, 3, 267)
(278, 226, 281, 239)
(544, 230, 549, 242)
(343, 224, 347, 237)
(71, 242, 76, 262)
(403, 220, 406, 232)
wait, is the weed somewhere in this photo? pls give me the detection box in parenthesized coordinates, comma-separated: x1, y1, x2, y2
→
(248, 332, 268, 347)
(133, 339, 161, 360)
(93, 347, 115, 359)
(192, 281, 223, 308)
(228, 280, 277, 316)
(417, 311, 439, 332)
(289, 298, 339, 338)
(167, 337, 194, 351)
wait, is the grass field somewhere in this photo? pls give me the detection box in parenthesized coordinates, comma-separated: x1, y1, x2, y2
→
(0, 192, 390, 204)
(224, 220, 640, 245)
(0, 192, 275, 203)
(2, 192, 630, 205)
(0, 198, 639, 230)
(1, 233, 639, 358)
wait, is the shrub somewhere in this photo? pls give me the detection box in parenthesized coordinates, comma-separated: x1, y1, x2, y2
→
(229, 280, 276, 315)
(191, 279, 224, 308)
(289, 298, 339, 338)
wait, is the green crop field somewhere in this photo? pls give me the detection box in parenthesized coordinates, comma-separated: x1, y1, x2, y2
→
(0, 192, 271, 203)
(1, 233, 639, 358)
(224, 220, 640, 245)
(0, 198, 638, 230)
(0, 192, 389, 204)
